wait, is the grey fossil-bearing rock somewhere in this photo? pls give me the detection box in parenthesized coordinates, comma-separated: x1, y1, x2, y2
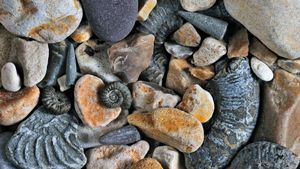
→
(6, 106, 87, 169)
(184, 58, 260, 169)
(0, 132, 16, 169)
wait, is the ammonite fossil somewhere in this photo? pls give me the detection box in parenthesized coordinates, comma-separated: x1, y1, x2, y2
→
(100, 81, 132, 109)
(184, 58, 260, 169)
(6, 106, 87, 169)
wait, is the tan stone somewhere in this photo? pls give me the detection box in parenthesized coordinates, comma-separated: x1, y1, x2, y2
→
(138, 0, 157, 22)
(189, 65, 215, 81)
(70, 22, 93, 43)
(152, 146, 184, 169)
(131, 158, 163, 169)
(180, 0, 216, 12)
(128, 108, 204, 153)
(74, 75, 121, 128)
(0, 86, 39, 126)
(277, 59, 300, 74)
(228, 28, 249, 58)
(173, 23, 201, 47)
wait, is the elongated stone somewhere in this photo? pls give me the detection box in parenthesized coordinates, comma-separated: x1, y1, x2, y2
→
(251, 57, 274, 82)
(277, 59, 300, 74)
(1, 62, 21, 92)
(138, 0, 157, 22)
(66, 43, 77, 86)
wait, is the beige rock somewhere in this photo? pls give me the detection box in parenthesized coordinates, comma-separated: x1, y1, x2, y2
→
(86, 140, 150, 169)
(189, 65, 215, 81)
(74, 75, 121, 128)
(128, 108, 204, 153)
(277, 59, 300, 74)
(138, 0, 157, 22)
(1, 62, 21, 92)
(173, 23, 201, 47)
(70, 22, 93, 43)
(153, 146, 184, 169)
(228, 28, 249, 58)
(180, 0, 217, 12)
(131, 158, 163, 169)
(251, 57, 274, 82)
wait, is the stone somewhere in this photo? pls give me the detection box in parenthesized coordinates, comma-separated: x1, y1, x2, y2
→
(180, 0, 216, 12)
(86, 141, 149, 169)
(75, 40, 120, 83)
(132, 81, 181, 111)
(131, 158, 163, 169)
(0, 0, 83, 43)
(228, 28, 249, 58)
(108, 33, 155, 83)
(66, 43, 77, 86)
(277, 59, 300, 74)
(0, 86, 39, 126)
(6, 106, 87, 169)
(178, 11, 228, 40)
(82, 0, 138, 42)
(177, 84, 214, 123)
(41, 87, 71, 114)
(57, 74, 72, 92)
(254, 69, 300, 156)
(251, 57, 274, 82)
(153, 146, 184, 169)
(1, 62, 21, 92)
(249, 37, 278, 66)
(70, 22, 93, 43)
(128, 108, 204, 153)
(164, 42, 194, 59)
(193, 37, 227, 67)
(74, 75, 121, 128)
(185, 58, 260, 169)
(0, 132, 17, 169)
(189, 65, 215, 81)
(173, 22, 201, 47)
(138, 0, 157, 22)
(199, 1, 235, 23)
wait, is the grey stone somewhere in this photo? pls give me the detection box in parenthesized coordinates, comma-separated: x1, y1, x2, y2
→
(153, 146, 185, 169)
(0, 132, 17, 169)
(164, 42, 194, 59)
(66, 43, 77, 86)
(199, 1, 236, 23)
(57, 74, 81, 92)
(1, 62, 21, 92)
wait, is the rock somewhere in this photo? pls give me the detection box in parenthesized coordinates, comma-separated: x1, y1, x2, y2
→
(0, 0, 83, 43)
(277, 59, 300, 74)
(75, 40, 120, 83)
(199, 1, 235, 23)
(164, 42, 194, 59)
(0, 86, 39, 126)
(228, 28, 249, 58)
(131, 158, 163, 169)
(153, 146, 184, 169)
(166, 58, 202, 94)
(70, 22, 93, 43)
(189, 65, 215, 81)
(108, 33, 155, 83)
(86, 141, 150, 169)
(0, 132, 17, 169)
(132, 81, 181, 111)
(254, 69, 300, 156)
(180, 0, 216, 12)
(178, 11, 228, 40)
(6, 106, 87, 169)
(173, 22, 201, 47)
(251, 57, 274, 82)
(193, 37, 227, 66)
(249, 37, 278, 66)
(82, 0, 138, 42)
(57, 74, 78, 92)
(74, 75, 121, 128)
(41, 87, 71, 114)
(138, 0, 157, 22)
(66, 43, 77, 86)
(1, 62, 21, 92)
(224, 0, 300, 59)
(128, 108, 204, 153)
(177, 84, 214, 123)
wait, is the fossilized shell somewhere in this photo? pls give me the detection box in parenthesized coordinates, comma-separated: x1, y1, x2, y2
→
(41, 87, 71, 114)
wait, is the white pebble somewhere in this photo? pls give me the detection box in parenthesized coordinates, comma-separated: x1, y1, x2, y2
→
(1, 62, 21, 92)
(251, 57, 274, 82)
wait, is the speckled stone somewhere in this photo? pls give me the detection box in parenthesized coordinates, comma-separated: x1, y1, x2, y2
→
(153, 146, 184, 169)
(164, 42, 194, 59)
(228, 28, 249, 58)
(173, 22, 201, 47)
(131, 158, 163, 169)
(1, 62, 21, 92)
(0, 132, 16, 169)
(180, 0, 216, 12)
(251, 57, 274, 82)
(70, 22, 93, 43)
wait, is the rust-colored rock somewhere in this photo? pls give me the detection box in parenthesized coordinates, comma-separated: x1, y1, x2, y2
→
(250, 37, 278, 66)
(173, 23, 201, 47)
(189, 65, 215, 81)
(228, 28, 249, 58)
(138, 0, 157, 22)
(131, 158, 163, 169)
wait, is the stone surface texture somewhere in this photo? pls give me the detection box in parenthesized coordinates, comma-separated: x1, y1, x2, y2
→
(180, 0, 216, 12)
(153, 146, 184, 169)
(70, 22, 93, 43)
(173, 23, 201, 47)
(277, 59, 300, 74)
(251, 57, 274, 82)
(0, 132, 16, 169)
(1, 62, 21, 92)
(131, 158, 163, 169)
(138, 0, 157, 22)
(227, 28, 249, 58)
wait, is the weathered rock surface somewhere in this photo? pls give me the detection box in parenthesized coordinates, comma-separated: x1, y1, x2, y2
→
(277, 59, 300, 74)
(1, 62, 21, 92)
(131, 158, 163, 169)
(138, 0, 157, 22)
(251, 57, 274, 82)
(188, 65, 215, 81)
(0, 132, 16, 169)
(173, 23, 201, 47)
(153, 146, 184, 169)
(180, 0, 216, 12)
(228, 28, 249, 58)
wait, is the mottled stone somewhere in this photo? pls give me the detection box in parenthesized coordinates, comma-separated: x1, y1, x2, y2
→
(277, 59, 300, 74)
(189, 65, 215, 81)
(1, 62, 21, 92)
(70, 22, 93, 43)
(224, 0, 300, 59)
(0, 132, 16, 169)
(180, 0, 216, 12)
(132, 81, 181, 111)
(138, 0, 157, 22)
(6, 106, 87, 169)
(228, 28, 249, 58)
(86, 141, 149, 169)
(173, 23, 201, 47)
(0, 86, 39, 126)
(131, 158, 163, 169)
(0, 0, 83, 43)
(185, 58, 260, 168)
(108, 33, 155, 83)
(254, 70, 300, 157)
(193, 37, 227, 66)
(128, 108, 204, 153)
(74, 75, 121, 128)
(153, 146, 184, 169)
(164, 42, 194, 59)
(66, 43, 77, 86)
(251, 57, 274, 82)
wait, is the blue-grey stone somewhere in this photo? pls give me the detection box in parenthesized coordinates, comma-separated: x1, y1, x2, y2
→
(66, 43, 77, 86)
(0, 132, 16, 169)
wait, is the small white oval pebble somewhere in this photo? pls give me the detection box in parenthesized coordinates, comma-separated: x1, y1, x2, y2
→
(251, 57, 274, 82)
(1, 62, 21, 92)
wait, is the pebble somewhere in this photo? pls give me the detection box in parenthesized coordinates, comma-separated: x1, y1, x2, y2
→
(189, 65, 215, 81)
(199, 1, 235, 23)
(128, 108, 204, 153)
(0, 0, 83, 43)
(173, 23, 201, 47)
(66, 43, 77, 86)
(70, 22, 93, 43)
(152, 146, 184, 169)
(138, 0, 157, 22)
(178, 11, 228, 40)
(180, 0, 217, 12)
(0, 132, 17, 169)
(164, 42, 194, 59)
(193, 37, 227, 67)
(86, 141, 150, 169)
(251, 57, 274, 82)
(131, 158, 163, 169)
(74, 75, 122, 128)
(41, 87, 71, 114)
(1, 62, 21, 92)
(0, 86, 39, 126)
(277, 59, 300, 74)
(254, 70, 300, 156)
(82, 0, 138, 42)
(177, 84, 214, 123)
(6, 106, 87, 169)
(132, 81, 181, 111)
(57, 74, 74, 92)
(108, 33, 155, 83)
(228, 28, 249, 58)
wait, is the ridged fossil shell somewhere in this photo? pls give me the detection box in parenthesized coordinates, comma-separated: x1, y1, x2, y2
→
(6, 106, 87, 169)
(184, 58, 260, 169)
(41, 87, 71, 114)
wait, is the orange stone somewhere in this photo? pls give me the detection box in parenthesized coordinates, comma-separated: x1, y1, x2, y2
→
(70, 22, 93, 43)
(228, 28, 249, 58)
(131, 158, 163, 169)
(189, 65, 215, 81)
(173, 22, 201, 47)
(138, 0, 157, 22)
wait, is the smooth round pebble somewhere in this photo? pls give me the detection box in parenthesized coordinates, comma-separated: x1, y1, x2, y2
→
(1, 62, 21, 92)
(180, 0, 217, 12)
(251, 57, 274, 81)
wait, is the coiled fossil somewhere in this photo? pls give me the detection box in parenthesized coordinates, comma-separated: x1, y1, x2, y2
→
(41, 87, 71, 114)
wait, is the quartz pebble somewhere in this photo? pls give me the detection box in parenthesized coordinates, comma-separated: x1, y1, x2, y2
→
(0, 132, 16, 169)
(128, 108, 204, 153)
(138, 0, 157, 22)
(1, 62, 21, 92)
(180, 0, 217, 12)
(164, 42, 194, 59)
(189, 65, 215, 81)
(70, 22, 93, 43)
(251, 57, 274, 82)
(193, 37, 227, 67)
(153, 146, 184, 169)
(86, 141, 150, 169)
(228, 28, 249, 58)
(131, 158, 163, 169)
(173, 23, 201, 47)
(74, 75, 121, 128)
(277, 59, 300, 74)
